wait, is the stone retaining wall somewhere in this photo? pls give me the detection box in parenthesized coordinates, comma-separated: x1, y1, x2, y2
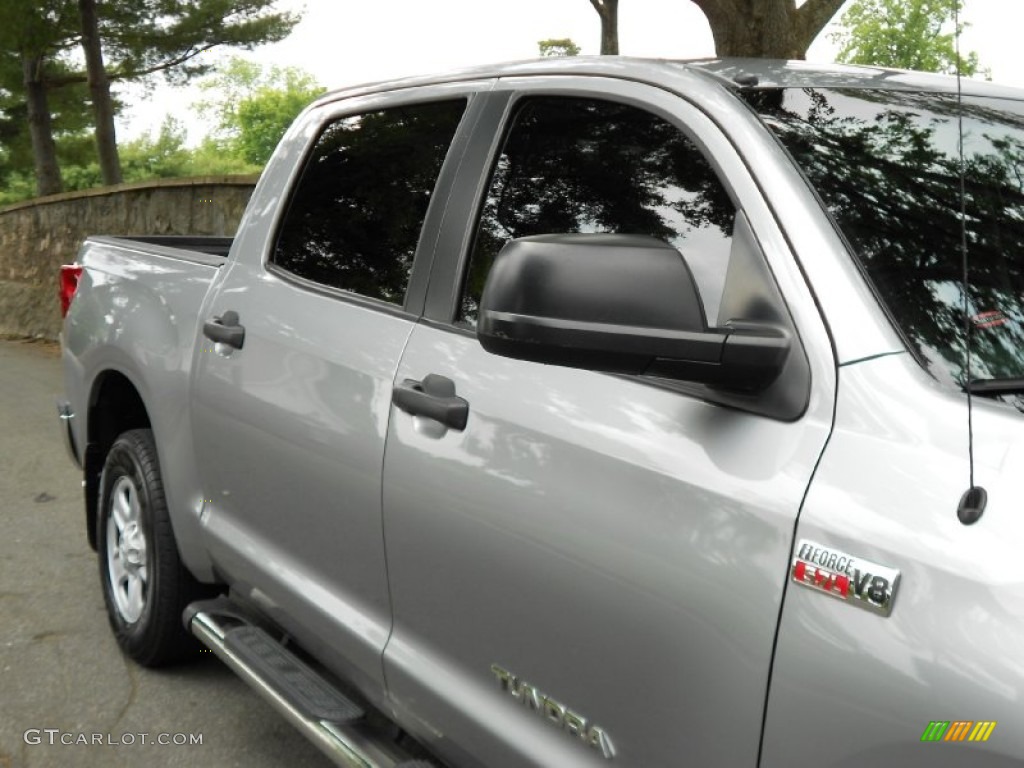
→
(0, 176, 258, 340)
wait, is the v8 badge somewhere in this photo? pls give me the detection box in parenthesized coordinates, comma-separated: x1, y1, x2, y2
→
(791, 539, 900, 617)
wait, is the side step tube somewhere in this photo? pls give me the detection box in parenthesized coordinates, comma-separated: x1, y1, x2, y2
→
(185, 599, 421, 768)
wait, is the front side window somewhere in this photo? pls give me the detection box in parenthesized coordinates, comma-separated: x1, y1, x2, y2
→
(272, 99, 466, 305)
(460, 96, 737, 325)
(746, 88, 1024, 393)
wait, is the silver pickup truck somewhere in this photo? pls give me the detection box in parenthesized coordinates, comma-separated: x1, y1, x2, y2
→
(58, 58, 1024, 767)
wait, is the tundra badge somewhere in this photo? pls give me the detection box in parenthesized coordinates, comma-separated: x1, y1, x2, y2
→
(791, 539, 900, 617)
(491, 664, 615, 758)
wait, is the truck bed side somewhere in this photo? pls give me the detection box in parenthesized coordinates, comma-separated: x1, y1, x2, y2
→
(61, 235, 229, 581)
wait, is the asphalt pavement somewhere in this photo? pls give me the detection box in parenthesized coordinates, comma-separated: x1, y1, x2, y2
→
(0, 338, 333, 768)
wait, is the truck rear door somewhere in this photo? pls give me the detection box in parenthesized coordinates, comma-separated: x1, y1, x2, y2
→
(188, 85, 485, 699)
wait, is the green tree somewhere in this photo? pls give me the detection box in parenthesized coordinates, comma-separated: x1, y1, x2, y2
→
(832, 0, 981, 75)
(0, 1, 299, 197)
(119, 117, 193, 180)
(196, 58, 324, 166)
(77, 0, 121, 184)
(0, 56, 118, 201)
(0, 52, 114, 202)
(74, 0, 300, 186)
(588, 0, 619, 54)
(690, 0, 846, 57)
(538, 38, 582, 57)
(0, 1, 80, 195)
(187, 138, 263, 176)
(585, 0, 844, 59)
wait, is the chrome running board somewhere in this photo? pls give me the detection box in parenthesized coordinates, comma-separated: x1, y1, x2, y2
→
(185, 598, 429, 768)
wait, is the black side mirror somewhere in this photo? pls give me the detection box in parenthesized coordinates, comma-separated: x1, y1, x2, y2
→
(477, 233, 790, 392)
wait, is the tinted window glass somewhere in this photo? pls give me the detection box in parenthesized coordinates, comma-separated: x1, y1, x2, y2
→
(746, 88, 1024, 391)
(273, 100, 466, 304)
(460, 97, 736, 325)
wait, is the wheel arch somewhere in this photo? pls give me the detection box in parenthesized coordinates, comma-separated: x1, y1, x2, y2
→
(84, 370, 151, 550)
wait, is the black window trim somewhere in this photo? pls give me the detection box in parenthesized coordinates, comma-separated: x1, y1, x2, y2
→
(264, 261, 421, 321)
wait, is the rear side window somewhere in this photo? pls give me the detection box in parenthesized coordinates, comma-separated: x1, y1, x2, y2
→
(272, 99, 466, 305)
(460, 96, 736, 325)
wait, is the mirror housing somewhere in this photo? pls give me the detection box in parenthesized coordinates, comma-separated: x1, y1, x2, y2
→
(477, 233, 790, 393)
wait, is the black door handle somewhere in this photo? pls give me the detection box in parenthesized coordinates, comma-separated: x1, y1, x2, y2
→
(392, 374, 469, 431)
(203, 310, 245, 349)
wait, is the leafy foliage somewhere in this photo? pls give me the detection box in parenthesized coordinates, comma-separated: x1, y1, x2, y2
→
(538, 38, 581, 57)
(832, 0, 981, 75)
(0, 55, 318, 207)
(0, 48, 98, 199)
(196, 57, 324, 165)
(0, 0, 299, 199)
(0, 0, 77, 58)
(0, 115, 259, 205)
(79, 0, 299, 185)
(81, 0, 299, 85)
(0, 1, 82, 194)
(107, 116, 260, 180)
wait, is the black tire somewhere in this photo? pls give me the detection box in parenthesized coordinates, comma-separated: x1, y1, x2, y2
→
(97, 428, 209, 666)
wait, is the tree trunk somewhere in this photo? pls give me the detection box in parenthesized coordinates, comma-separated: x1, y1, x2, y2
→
(22, 54, 63, 197)
(692, 0, 846, 58)
(589, 0, 620, 55)
(78, 0, 122, 186)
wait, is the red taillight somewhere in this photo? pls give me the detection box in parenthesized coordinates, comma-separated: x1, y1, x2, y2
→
(59, 265, 83, 318)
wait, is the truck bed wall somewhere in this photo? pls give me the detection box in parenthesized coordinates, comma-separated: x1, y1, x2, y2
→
(62, 235, 228, 580)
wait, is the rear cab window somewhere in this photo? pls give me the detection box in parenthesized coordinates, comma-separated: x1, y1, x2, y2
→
(271, 99, 467, 306)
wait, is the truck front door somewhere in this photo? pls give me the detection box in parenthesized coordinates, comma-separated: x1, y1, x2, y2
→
(381, 77, 838, 766)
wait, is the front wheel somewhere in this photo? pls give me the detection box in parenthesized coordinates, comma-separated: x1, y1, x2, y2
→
(97, 429, 209, 666)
